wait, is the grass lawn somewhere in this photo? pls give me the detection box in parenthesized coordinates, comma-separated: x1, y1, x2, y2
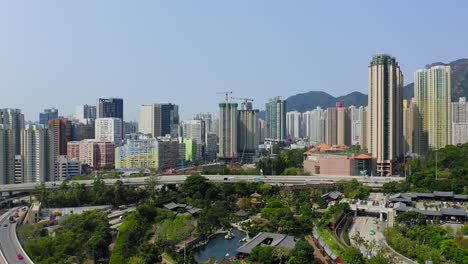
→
(317, 227, 345, 256)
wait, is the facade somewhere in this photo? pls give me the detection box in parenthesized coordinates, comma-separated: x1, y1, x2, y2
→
(218, 102, 238, 160)
(39, 108, 58, 125)
(54, 155, 81, 181)
(48, 118, 72, 159)
(258, 119, 266, 144)
(238, 108, 259, 163)
(303, 107, 325, 145)
(75, 104, 96, 122)
(115, 134, 159, 170)
(368, 54, 404, 176)
(403, 99, 415, 154)
(452, 97, 468, 145)
(139, 103, 179, 138)
(67, 140, 115, 169)
(350, 106, 367, 146)
(286, 111, 302, 139)
(414, 65, 451, 154)
(205, 133, 218, 162)
(265, 97, 286, 141)
(95, 118, 123, 145)
(359, 108, 368, 150)
(21, 124, 55, 183)
(183, 138, 198, 161)
(123, 121, 138, 135)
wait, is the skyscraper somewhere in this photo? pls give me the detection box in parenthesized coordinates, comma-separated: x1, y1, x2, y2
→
(218, 102, 238, 160)
(95, 118, 123, 145)
(452, 97, 468, 144)
(195, 112, 213, 133)
(286, 111, 302, 139)
(139, 103, 179, 138)
(97, 98, 123, 119)
(48, 118, 72, 159)
(368, 54, 403, 176)
(21, 124, 55, 183)
(303, 107, 325, 145)
(182, 119, 205, 160)
(265, 97, 286, 141)
(39, 108, 58, 125)
(326, 107, 338, 146)
(336, 104, 351, 146)
(0, 124, 15, 184)
(414, 65, 451, 153)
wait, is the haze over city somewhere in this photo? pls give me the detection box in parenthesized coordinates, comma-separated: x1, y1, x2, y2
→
(1, 0, 467, 120)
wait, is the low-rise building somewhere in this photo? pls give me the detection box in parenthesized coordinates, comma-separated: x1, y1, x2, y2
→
(303, 143, 372, 176)
(115, 133, 158, 170)
(54, 155, 81, 180)
(237, 232, 297, 256)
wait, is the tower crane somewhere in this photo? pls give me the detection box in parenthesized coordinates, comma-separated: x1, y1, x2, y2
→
(231, 97, 254, 110)
(216, 91, 233, 102)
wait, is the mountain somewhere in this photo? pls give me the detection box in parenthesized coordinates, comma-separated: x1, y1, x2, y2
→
(284, 91, 367, 113)
(403, 58, 468, 100)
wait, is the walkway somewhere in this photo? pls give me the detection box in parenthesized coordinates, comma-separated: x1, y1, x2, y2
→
(305, 235, 328, 264)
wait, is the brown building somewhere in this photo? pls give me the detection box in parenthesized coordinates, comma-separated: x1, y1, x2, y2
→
(303, 143, 372, 176)
(48, 118, 72, 160)
(67, 139, 115, 169)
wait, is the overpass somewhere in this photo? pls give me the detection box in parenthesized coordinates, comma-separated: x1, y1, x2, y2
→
(0, 175, 403, 193)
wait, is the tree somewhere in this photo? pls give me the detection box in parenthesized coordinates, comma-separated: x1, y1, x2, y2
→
(395, 211, 426, 229)
(288, 239, 317, 264)
(145, 174, 161, 197)
(272, 246, 291, 264)
(341, 247, 365, 264)
(251, 246, 274, 264)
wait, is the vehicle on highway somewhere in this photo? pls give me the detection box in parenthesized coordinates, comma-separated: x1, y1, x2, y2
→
(9, 216, 16, 223)
(3, 224, 7, 227)
(370, 227, 375, 235)
(253, 177, 261, 182)
(17, 253, 24, 260)
(22, 207, 27, 211)
(118, 205, 127, 210)
(224, 177, 228, 180)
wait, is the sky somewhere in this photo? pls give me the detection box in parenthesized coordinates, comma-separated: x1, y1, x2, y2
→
(0, 1, 467, 121)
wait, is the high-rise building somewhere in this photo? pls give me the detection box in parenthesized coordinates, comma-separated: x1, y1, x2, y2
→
(95, 118, 123, 145)
(39, 108, 58, 125)
(205, 133, 218, 162)
(182, 119, 205, 160)
(75, 105, 96, 122)
(452, 97, 468, 145)
(403, 99, 415, 154)
(21, 124, 55, 183)
(0, 124, 15, 184)
(336, 104, 351, 146)
(0, 108, 25, 155)
(258, 119, 266, 144)
(218, 102, 238, 160)
(97, 98, 123, 119)
(286, 111, 302, 139)
(139, 103, 179, 138)
(368, 54, 403, 176)
(238, 108, 259, 163)
(123, 121, 138, 136)
(115, 134, 159, 170)
(303, 107, 325, 146)
(360, 108, 368, 150)
(326, 107, 338, 146)
(48, 118, 72, 159)
(67, 140, 115, 169)
(414, 65, 451, 154)
(195, 112, 213, 133)
(265, 97, 286, 141)
(158, 136, 183, 170)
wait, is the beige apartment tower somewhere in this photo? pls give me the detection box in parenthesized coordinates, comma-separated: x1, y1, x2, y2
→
(368, 54, 404, 176)
(403, 99, 415, 154)
(414, 65, 451, 154)
(218, 102, 238, 160)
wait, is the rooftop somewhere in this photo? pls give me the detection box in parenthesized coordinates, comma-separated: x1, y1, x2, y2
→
(237, 232, 297, 254)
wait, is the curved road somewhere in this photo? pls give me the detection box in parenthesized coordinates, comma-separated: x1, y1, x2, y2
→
(0, 207, 33, 264)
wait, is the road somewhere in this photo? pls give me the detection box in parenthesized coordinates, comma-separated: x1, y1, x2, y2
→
(0, 207, 33, 264)
(0, 174, 403, 193)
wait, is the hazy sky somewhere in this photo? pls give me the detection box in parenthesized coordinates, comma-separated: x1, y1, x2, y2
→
(0, 1, 466, 121)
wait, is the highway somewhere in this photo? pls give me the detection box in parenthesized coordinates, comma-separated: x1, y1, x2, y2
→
(0, 207, 33, 264)
(0, 175, 403, 193)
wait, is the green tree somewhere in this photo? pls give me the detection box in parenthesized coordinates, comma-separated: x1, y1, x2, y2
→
(251, 246, 274, 264)
(341, 247, 365, 264)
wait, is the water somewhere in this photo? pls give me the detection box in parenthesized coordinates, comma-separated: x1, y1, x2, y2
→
(193, 228, 247, 263)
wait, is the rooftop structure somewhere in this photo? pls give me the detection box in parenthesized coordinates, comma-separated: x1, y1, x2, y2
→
(237, 232, 297, 255)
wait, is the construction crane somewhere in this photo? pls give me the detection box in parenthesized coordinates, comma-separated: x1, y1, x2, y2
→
(231, 97, 254, 110)
(216, 91, 233, 102)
